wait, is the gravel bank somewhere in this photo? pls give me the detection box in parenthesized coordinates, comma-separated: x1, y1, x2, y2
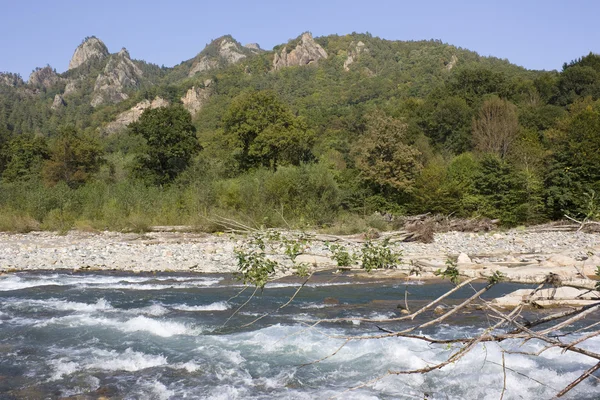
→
(0, 229, 599, 286)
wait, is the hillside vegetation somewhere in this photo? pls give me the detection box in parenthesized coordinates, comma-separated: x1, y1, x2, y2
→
(0, 32, 599, 232)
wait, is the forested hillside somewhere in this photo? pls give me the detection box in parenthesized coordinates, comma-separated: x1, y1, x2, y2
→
(1, 31, 599, 232)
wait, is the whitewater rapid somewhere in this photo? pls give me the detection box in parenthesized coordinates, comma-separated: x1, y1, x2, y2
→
(0, 271, 598, 399)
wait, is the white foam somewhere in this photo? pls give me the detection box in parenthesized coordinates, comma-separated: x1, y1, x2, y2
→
(173, 301, 230, 312)
(128, 304, 170, 316)
(37, 314, 200, 337)
(48, 348, 168, 381)
(0, 274, 222, 291)
(121, 316, 197, 337)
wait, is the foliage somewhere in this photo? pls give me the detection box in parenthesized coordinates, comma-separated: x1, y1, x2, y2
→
(353, 110, 422, 194)
(129, 105, 201, 185)
(360, 238, 401, 272)
(1, 33, 600, 229)
(327, 242, 357, 267)
(434, 258, 461, 285)
(222, 90, 314, 171)
(2, 135, 49, 182)
(42, 125, 104, 188)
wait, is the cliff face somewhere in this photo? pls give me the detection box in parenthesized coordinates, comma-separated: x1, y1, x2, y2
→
(188, 36, 250, 77)
(51, 94, 66, 110)
(103, 96, 169, 134)
(272, 32, 328, 70)
(181, 80, 213, 116)
(343, 41, 368, 71)
(28, 66, 61, 88)
(68, 37, 110, 70)
(90, 48, 143, 107)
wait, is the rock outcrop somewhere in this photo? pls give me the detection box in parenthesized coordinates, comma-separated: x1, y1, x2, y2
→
(244, 43, 263, 53)
(188, 36, 248, 77)
(273, 32, 328, 71)
(28, 66, 61, 88)
(63, 80, 79, 96)
(103, 96, 169, 134)
(51, 94, 66, 110)
(343, 41, 367, 71)
(493, 286, 600, 308)
(68, 36, 110, 70)
(181, 80, 212, 116)
(0, 72, 24, 87)
(445, 55, 458, 71)
(91, 48, 143, 107)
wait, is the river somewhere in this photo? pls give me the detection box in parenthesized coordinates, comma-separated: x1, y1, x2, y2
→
(0, 271, 598, 399)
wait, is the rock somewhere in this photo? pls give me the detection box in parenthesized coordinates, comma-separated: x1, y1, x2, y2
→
(181, 81, 212, 117)
(343, 41, 367, 71)
(188, 36, 248, 77)
(244, 43, 263, 53)
(457, 252, 472, 265)
(324, 297, 339, 305)
(0, 72, 24, 87)
(445, 55, 458, 71)
(91, 48, 143, 107)
(493, 286, 600, 308)
(68, 36, 110, 70)
(51, 94, 66, 110)
(295, 254, 334, 266)
(433, 305, 447, 315)
(103, 96, 169, 134)
(546, 254, 577, 267)
(63, 79, 79, 96)
(28, 66, 61, 88)
(273, 32, 328, 71)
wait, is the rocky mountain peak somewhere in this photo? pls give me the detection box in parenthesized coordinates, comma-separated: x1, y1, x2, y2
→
(244, 43, 263, 53)
(117, 48, 130, 58)
(28, 66, 61, 88)
(272, 32, 328, 71)
(68, 36, 110, 70)
(90, 50, 143, 107)
(188, 36, 248, 77)
(0, 72, 24, 87)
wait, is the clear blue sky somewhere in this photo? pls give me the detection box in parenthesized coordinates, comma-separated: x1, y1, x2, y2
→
(1, 0, 599, 80)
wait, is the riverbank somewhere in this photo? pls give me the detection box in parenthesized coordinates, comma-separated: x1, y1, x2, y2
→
(1, 227, 599, 288)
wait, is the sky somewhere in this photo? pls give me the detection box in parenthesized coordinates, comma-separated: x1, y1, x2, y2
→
(1, 0, 599, 80)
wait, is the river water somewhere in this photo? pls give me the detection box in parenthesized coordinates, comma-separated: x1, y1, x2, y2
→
(0, 271, 598, 399)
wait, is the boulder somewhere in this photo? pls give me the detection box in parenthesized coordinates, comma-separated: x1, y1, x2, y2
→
(457, 252, 472, 265)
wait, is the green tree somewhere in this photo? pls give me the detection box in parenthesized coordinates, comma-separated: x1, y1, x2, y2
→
(222, 90, 314, 172)
(2, 135, 49, 182)
(545, 98, 600, 218)
(418, 96, 473, 154)
(129, 105, 201, 185)
(43, 125, 104, 188)
(353, 110, 422, 194)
